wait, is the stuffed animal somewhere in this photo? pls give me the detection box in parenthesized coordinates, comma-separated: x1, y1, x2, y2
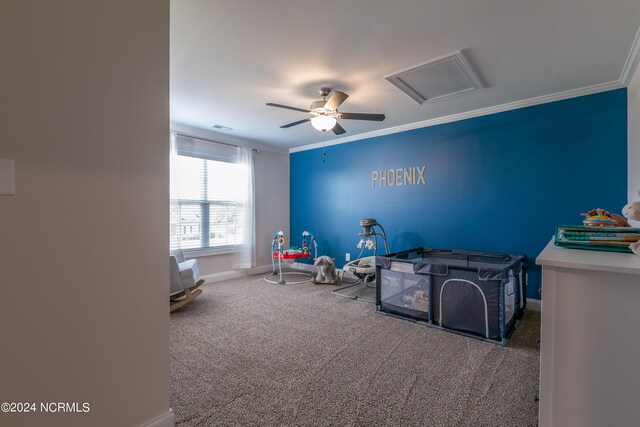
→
(622, 201, 640, 222)
(623, 193, 640, 255)
(313, 256, 338, 285)
(628, 241, 640, 256)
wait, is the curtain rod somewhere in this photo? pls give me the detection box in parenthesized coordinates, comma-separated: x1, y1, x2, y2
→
(173, 132, 261, 153)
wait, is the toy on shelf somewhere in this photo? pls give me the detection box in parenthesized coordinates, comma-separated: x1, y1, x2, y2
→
(265, 230, 317, 285)
(581, 208, 629, 227)
(623, 193, 640, 223)
(623, 191, 640, 255)
(555, 204, 640, 254)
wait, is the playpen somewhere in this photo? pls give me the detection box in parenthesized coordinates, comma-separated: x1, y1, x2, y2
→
(376, 247, 527, 345)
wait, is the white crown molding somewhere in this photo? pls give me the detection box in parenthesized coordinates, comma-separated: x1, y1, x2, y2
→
(621, 25, 640, 86)
(290, 80, 623, 153)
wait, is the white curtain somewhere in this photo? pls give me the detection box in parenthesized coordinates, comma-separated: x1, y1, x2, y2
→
(233, 146, 256, 269)
(170, 131, 178, 155)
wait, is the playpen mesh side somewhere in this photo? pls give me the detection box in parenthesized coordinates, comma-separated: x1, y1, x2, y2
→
(426, 258, 521, 341)
(378, 269, 430, 321)
(430, 269, 503, 340)
(416, 251, 526, 314)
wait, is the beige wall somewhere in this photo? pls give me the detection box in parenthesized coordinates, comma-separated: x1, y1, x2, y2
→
(0, 2, 170, 427)
(254, 150, 290, 269)
(170, 124, 290, 277)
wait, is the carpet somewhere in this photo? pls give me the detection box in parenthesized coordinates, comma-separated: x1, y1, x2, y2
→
(170, 272, 540, 426)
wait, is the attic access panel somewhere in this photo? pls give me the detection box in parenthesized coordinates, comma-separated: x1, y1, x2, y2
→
(386, 52, 484, 105)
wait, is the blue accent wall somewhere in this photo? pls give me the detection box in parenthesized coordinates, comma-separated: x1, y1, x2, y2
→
(290, 89, 628, 299)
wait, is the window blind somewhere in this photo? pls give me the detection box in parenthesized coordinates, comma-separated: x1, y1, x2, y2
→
(170, 134, 249, 252)
(174, 134, 237, 163)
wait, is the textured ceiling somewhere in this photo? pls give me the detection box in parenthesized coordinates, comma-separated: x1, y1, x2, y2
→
(171, 0, 640, 150)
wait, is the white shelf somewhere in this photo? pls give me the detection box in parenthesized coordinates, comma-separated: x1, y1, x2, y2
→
(536, 238, 640, 427)
(536, 238, 640, 275)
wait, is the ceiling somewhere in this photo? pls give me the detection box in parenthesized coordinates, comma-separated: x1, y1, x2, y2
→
(170, 0, 640, 151)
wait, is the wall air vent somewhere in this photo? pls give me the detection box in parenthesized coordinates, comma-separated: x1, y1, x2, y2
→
(385, 51, 484, 105)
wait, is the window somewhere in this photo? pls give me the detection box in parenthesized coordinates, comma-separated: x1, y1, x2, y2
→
(170, 134, 254, 259)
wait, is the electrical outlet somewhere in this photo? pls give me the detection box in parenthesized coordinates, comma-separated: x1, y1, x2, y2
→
(345, 253, 350, 261)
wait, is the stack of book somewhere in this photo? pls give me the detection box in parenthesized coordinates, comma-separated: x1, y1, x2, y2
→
(555, 226, 640, 253)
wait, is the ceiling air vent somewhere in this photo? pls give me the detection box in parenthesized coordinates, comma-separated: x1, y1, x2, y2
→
(212, 124, 233, 131)
(385, 51, 484, 105)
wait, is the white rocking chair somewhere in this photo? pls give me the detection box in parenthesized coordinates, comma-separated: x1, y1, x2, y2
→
(170, 249, 205, 312)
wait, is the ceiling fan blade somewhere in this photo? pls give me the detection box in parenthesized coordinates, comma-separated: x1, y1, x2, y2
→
(266, 103, 310, 113)
(332, 122, 346, 135)
(280, 118, 310, 128)
(324, 91, 349, 110)
(339, 112, 386, 121)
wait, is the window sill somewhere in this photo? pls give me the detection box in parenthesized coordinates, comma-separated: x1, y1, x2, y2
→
(183, 246, 235, 258)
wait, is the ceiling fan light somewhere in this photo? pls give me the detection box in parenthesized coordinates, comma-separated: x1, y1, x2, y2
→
(311, 115, 337, 132)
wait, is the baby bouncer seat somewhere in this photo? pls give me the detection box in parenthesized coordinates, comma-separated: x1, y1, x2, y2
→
(333, 218, 390, 302)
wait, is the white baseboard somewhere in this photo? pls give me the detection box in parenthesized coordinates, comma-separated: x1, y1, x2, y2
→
(273, 262, 543, 313)
(527, 298, 541, 312)
(201, 264, 273, 284)
(142, 409, 174, 427)
(290, 261, 315, 272)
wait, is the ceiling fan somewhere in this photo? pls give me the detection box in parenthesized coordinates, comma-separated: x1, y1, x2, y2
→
(266, 87, 386, 135)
